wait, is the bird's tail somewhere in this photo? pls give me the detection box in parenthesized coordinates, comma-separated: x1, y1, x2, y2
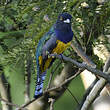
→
(34, 71, 46, 99)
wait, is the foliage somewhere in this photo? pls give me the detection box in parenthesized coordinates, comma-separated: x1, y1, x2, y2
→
(0, 0, 110, 110)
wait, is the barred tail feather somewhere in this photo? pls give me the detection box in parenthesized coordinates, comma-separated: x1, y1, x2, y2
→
(34, 71, 46, 99)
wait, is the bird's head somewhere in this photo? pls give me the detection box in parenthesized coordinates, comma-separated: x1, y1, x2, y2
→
(57, 13, 72, 24)
(55, 13, 73, 43)
(55, 13, 72, 31)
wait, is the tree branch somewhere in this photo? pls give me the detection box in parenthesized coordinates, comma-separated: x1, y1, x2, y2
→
(18, 53, 109, 110)
(79, 56, 110, 110)
(18, 54, 110, 110)
(76, 78, 99, 110)
(71, 42, 96, 68)
(46, 69, 82, 93)
(0, 97, 20, 108)
(50, 54, 110, 82)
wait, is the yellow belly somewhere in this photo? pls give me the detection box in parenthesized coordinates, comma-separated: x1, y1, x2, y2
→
(39, 40, 71, 72)
(52, 40, 71, 54)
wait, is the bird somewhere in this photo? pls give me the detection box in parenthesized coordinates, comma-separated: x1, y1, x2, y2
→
(34, 13, 73, 99)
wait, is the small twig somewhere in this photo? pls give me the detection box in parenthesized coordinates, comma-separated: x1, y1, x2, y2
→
(66, 87, 79, 105)
(46, 61, 62, 89)
(49, 98, 55, 110)
(0, 97, 20, 108)
(18, 98, 36, 110)
(86, 18, 96, 46)
(50, 54, 110, 82)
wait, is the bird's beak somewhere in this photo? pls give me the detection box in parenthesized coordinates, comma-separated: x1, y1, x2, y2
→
(63, 19, 70, 23)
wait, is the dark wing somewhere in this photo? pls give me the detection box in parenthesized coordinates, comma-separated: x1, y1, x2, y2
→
(42, 35, 57, 61)
(36, 26, 55, 73)
(39, 34, 57, 72)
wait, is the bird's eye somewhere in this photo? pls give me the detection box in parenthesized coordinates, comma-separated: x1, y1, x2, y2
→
(60, 16, 63, 21)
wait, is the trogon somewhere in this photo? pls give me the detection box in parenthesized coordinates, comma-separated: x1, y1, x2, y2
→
(34, 13, 73, 99)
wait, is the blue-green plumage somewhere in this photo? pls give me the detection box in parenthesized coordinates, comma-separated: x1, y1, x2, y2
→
(34, 13, 73, 99)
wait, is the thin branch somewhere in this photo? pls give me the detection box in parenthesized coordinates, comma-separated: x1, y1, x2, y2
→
(50, 54, 110, 82)
(46, 61, 62, 90)
(18, 69, 82, 109)
(18, 98, 36, 110)
(0, 97, 19, 108)
(45, 69, 82, 93)
(0, 97, 28, 110)
(66, 87, 80, 105)
(71, 42, 96, 68)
